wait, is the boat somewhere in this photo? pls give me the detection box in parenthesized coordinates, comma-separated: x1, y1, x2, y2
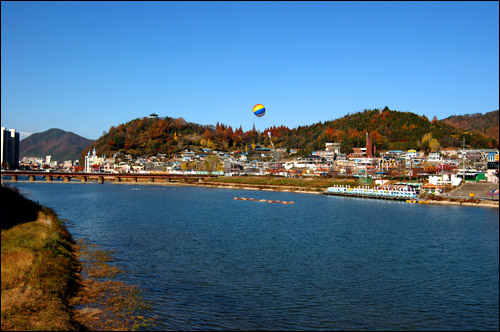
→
(325, 185, 417, 200)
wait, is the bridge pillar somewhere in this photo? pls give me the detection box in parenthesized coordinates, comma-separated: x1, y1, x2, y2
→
(81, 176, 87, 183)
(133, 177, 137, 182)
(11, 175, 18, 182)
(98, 176, 104, 184)
(115, 177, 121, 183)
(46, 175, 53, 182)
(63, 176, 70, 183)
(29, 175, 36, 182)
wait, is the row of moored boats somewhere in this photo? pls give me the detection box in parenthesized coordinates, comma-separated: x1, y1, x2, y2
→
(234, 197, 295, 204)
(326, 185, 418, 199)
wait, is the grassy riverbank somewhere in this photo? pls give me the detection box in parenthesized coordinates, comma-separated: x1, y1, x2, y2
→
(1, 185, 81, 330)
(202, 175, 356, 193)
(1, 185, 153, 330)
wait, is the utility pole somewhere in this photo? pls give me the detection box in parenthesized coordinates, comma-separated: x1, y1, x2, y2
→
(267, 132, 278, 172)
(462, 136, 465, 182)
(460, 135, 465, 198)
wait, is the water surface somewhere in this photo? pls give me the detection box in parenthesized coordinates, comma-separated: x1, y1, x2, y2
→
(9, 182, 499, 330)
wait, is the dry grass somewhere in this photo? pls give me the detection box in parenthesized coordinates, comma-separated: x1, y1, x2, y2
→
(71, 239, 154, 331)
(77, 240, 121, 279)
(2, 226, 153, 331)
(0, 251, 34, 293)
(1, 185, 154, 331)
(1, 210, 81, 331)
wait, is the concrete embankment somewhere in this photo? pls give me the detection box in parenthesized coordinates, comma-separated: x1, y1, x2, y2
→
(423, 199, 498, 208)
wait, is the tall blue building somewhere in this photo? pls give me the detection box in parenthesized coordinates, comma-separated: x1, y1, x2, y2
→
(1, 127, 20, 169)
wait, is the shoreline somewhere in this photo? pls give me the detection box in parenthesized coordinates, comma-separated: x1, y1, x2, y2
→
(4, 178, 498, 209)
(198, 181, 499, 208)
(1, 185, 153, 331)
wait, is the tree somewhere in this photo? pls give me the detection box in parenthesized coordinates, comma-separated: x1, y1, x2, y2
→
(340, 136, 353, 155)
(204, 155, 220, 172)
(429, 137, 441, 152)
(419, 133, 441, 153)
(200, 138, 216, 150)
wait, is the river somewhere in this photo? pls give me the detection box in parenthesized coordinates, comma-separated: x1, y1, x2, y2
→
(7, 181, 499, 330)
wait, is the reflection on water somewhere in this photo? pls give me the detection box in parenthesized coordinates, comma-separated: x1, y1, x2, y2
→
(9, 182, 499, 330)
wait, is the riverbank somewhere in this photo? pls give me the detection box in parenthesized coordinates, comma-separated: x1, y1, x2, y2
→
(1, 185, 82, 330)
(201, 180, 499, 208)
(417, 198, 499, 208)
(117, 177, 499, 208)
(0, 185, 153, 331)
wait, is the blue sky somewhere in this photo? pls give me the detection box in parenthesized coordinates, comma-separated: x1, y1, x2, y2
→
(1, 1, 498, 140)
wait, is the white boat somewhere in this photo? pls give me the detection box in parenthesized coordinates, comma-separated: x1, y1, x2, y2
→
(326, 185, 417, 199)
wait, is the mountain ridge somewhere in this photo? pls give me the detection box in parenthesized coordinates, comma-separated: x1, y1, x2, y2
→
(18, 109, 498, 163)
(20, 128, 94, 161)
(442, 110, 499, 140)
(89, 108, 498, 159)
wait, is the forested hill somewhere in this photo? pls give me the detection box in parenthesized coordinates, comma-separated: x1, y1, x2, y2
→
(88, 108, 498, 160)
(442, 110, 499, 140)
(313, 108, 497, 152)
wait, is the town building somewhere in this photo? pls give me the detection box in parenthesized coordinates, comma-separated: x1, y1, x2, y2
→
(366, 132, 376, 157)
(84, 146, 106, 172)
(1, 127, 20, 169)
(426, 152, 442, 163)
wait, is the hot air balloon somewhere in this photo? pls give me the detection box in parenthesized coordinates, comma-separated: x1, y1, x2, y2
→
(253, 104, 265, 117)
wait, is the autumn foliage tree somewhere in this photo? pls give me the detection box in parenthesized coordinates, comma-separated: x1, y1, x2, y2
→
(88, 109, 498, 159)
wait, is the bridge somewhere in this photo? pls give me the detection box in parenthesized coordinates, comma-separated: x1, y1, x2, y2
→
(1, 170, 218, 184)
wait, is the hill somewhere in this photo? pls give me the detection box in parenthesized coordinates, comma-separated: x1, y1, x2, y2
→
(312, 108, 498, 152)
(442, 110, 499, 140)
(20, 128, 94, 162)
(89, 108, 499, 159)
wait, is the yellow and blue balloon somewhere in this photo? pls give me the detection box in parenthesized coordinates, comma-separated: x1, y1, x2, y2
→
(253, 104, 266, 117)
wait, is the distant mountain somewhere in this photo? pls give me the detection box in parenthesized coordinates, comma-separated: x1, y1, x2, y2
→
(20, 128, 94, 161)
(442, 110, 499, 140)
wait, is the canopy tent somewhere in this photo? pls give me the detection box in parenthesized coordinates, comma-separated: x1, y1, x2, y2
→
(487, 189, 499, 196)
(376, 184, 412, 191)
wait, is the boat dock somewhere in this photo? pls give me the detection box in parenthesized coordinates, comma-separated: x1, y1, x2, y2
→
(323, 191, 409, 201)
